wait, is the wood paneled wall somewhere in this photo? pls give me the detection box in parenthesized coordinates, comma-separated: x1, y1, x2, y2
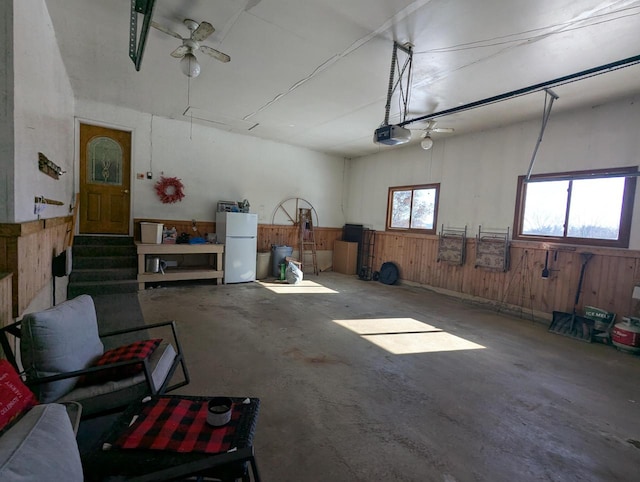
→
(374, 231, 640, 321)
(0, 218, 71, 318)
(257, 225, 343, 252)
(134, 218, 343, 253)
(0, 273, 12, 359)
(0, 274, 11, 323)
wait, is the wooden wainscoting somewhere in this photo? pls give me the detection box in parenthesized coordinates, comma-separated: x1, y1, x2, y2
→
(134, 218, 343, 253)
(0, 217, 71, 318)
(0, 273, 12, 359)
(0, 274, 11, 322)
(374, 231, 640, 322)
(257, 225, 343, 252)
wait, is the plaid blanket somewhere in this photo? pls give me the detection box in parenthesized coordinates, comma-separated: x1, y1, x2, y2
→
(112, 396, 241, 454)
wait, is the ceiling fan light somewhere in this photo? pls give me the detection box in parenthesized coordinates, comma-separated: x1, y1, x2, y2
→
(180, 53, 201, 77)
(421, 136, 434, 150)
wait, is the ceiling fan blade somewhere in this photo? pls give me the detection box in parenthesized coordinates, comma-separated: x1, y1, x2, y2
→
(170, 45, 189, 58)
(151, 21, 183, 40)
(431, 127, 455, 133)
(200, 45, 231, 63)
(425, 120, 438, 130)
(192, 21, 215, 42)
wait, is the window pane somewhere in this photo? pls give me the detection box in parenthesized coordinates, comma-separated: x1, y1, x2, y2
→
(87, 136, 123, 185)
(410, 188, 436, 229)
(522, 180, 568, 236)
(391, 190, 411, 228)
(567, 178, 625, 240)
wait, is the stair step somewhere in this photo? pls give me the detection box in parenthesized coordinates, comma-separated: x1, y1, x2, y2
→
(67, 280, 139, 298)
(69, 236, 139, 298)
(73, 245, 137, 258)
(70, 268, 137, 283)
(72, 256, 137, 270)
(73, 235, 134, 246)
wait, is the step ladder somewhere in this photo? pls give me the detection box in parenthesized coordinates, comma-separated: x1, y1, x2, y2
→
(298, 208, 319, 275)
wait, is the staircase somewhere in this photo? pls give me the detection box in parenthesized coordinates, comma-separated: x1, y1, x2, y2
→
(67, 236, 138, 298)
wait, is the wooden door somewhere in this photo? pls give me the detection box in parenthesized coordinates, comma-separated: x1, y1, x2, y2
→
(79, 124, 131, 234)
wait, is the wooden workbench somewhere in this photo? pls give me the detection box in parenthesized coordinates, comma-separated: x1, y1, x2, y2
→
(135, 242, 224, 290)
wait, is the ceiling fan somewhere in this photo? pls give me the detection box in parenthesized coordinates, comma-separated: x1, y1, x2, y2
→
(151, 18, 230, 78)
(418, 120, 454, 150)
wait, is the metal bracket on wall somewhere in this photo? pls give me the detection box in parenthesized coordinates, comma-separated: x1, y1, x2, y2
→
(34, 196, 64, 205)
(38, 152, 65, 179)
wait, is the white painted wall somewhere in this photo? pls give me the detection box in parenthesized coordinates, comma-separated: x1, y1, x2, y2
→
(346, 95, 640, 249)
(0, 1, 14, 222)
(11, 0, 75, 222)
(74, 100, 347, 227)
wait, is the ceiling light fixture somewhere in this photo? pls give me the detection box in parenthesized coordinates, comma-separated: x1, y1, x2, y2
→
(180, 52, 201, 78)
(420, 135, 433, 150)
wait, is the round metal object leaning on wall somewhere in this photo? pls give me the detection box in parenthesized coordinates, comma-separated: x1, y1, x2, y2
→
(378, 262, 399, 285)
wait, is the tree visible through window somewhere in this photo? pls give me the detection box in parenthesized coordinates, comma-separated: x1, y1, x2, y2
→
(387, 184, 439, 234)
(514, 167, 637, 248)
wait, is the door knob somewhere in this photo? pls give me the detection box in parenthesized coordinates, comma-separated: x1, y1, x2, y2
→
(122, 189, 130, 194)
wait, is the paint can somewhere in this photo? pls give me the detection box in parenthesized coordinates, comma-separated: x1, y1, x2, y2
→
(612, 317, 640, 354)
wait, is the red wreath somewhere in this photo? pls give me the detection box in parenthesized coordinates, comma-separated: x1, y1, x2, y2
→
(154, 176, 185, 204)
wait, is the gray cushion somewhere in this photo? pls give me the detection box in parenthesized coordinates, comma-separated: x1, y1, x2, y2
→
(21, 295, 104, 403)
(0, 404, 83, 481)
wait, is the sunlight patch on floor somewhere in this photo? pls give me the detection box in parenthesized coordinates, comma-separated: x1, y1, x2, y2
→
(258, 280, 339, 294)
(333, 318, 485, 354)
(333, 317, 440, 334)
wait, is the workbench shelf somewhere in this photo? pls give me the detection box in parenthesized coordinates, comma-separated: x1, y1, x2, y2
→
(135, 242, 224, 290)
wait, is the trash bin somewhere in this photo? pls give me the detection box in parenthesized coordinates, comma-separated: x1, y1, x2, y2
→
(272, 245, 293, 277)
(256, 251, 271, 279)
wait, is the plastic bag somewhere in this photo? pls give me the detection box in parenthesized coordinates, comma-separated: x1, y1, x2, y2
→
(285, 261, 303, 284)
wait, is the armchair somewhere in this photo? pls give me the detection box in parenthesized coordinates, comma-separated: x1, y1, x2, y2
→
(0, 295, 189, 417)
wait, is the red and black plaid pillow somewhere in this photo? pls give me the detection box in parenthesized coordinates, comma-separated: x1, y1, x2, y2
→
(79, 339, 162, 386)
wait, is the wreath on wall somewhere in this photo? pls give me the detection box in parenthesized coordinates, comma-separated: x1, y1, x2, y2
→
(154, 176, 185, 204)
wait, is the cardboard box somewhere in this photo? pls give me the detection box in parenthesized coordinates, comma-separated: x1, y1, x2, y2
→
(333, 241, 358, 275)
(140, 222, 163, 244)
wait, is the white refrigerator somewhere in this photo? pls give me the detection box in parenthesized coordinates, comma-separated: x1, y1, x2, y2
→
(216, 212, 258, 283)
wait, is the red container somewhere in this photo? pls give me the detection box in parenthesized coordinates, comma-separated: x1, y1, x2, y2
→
(612, 317, 640, 354)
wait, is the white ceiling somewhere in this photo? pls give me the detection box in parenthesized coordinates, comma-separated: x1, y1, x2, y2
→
(43, 0, 640, 158)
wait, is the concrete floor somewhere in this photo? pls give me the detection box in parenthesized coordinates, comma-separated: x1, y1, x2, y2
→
(138, 273, 640, 482)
